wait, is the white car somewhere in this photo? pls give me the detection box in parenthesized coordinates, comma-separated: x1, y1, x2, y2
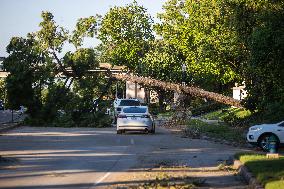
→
(117, 106, 155, 134)
(247, 121, 284, 151)
(113, 99, 141, 121)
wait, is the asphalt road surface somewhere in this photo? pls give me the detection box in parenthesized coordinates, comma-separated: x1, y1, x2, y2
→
(0, 126, 248, 189)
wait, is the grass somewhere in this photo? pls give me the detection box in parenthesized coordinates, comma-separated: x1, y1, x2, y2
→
(201, 109, 225, 120)
(201, 107, 252, 121)
(235, 153, 284, 189)
(186, 119, 246, 144)
(157, 111, 174, 118)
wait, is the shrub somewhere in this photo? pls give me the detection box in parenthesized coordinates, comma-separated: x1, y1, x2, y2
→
(192, 102, 227, 116)
(261, 101, 284, 123)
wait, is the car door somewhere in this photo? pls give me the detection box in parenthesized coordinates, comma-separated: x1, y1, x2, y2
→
(276, 121, 284, 143)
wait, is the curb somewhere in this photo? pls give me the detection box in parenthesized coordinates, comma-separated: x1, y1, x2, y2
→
(0, 123, 21, 133)
(233, 160, 264, 189)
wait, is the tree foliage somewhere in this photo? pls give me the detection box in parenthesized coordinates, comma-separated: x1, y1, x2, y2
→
(98, 1, 154, 71)
(3, 0, 284, 124)
(155, 0, 244, 91)
(0, 79, 6, 103)
(142, 40, 183, 83)
(226, 0, 284, 117)
(3, 37, 46, 115)
(3, 11, 104, 120)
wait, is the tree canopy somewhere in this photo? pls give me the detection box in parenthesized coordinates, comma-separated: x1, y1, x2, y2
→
(3, 11, 105, 120)
(98, 1, 154, 71)
(155, 0, 245, 91)
(3, 0, 284, 123)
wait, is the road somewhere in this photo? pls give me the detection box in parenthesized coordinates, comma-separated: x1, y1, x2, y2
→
(0, 126, 248, 188)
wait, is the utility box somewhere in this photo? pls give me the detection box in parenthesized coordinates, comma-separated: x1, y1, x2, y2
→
(233, 85, 247, 100)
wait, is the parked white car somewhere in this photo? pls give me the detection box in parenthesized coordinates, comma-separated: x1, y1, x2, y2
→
(247, 121, 284, 151)
(117, 106, 155, 134)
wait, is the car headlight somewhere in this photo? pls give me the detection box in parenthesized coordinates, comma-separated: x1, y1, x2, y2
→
(250, 127, 262, 131)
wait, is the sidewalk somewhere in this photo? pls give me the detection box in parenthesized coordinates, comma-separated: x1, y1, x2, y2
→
(0, 122, 21, 133)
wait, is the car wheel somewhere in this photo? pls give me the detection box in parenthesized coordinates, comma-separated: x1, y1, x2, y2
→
(117, 130, 122, 134)
(258, 134, 279, 152)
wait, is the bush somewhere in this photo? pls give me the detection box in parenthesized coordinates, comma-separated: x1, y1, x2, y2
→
(261, 101, 284, 123)
(92, 112, 113, 128)
(69, 111, 112, 128)
(201, 107, 255, 128)
(148, 103, 161, 115)
(25, 111, 112, 128)
(24, 116, 46, 126)
(222, 108, 252, 127)
(192, 102, 227, 116)
(186, 119, 246, 144)
(52, 113, 76, 127)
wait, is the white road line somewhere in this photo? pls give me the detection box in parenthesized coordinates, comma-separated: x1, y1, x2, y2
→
(92, 146, 129, 188)
(93, 172, 111, 186)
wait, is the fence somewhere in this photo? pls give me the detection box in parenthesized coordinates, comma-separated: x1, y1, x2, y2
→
(0, 109, 26, 126)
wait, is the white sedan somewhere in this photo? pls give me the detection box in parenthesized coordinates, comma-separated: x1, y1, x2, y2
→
(247, 121, 284, 151)
(117, 106, 155, 134)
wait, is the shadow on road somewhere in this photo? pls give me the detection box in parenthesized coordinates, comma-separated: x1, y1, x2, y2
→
(0, 126, 248, 188)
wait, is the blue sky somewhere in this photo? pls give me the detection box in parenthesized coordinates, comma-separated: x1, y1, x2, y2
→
(0, 0, 166, 56)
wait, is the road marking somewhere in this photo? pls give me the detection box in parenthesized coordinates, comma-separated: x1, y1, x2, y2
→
(94, 172, 111, 186)
(92, 146, 129, 188)
(131, 138, 135, 145)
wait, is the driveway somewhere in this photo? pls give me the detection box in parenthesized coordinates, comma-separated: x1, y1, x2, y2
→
(0, 126, 248, 188)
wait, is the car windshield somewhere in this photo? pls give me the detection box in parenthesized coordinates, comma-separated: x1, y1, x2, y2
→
(123, 107, 147, 113)
(119, 100, 140, 106)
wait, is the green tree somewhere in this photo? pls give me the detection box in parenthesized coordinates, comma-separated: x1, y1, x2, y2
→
(0, 78, 7, 104)
(4, 11, 102, 118)
(143, 40, 183, 83)
(3, 37, 45, 115)
(98, 1, 154, 71)
(227, 0, 284, 118)
(156, 0, 243, 91)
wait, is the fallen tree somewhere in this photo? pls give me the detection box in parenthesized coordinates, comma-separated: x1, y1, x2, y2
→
(112, 74, 242, 108)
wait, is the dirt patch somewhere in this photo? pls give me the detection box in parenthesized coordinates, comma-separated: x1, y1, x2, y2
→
(111, 163, 245, 189)
(160, 119, 253, 149)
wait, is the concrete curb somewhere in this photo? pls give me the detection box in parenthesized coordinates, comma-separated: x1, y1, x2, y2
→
(0, 123, 21, 133)
(233, 160, 264, 189)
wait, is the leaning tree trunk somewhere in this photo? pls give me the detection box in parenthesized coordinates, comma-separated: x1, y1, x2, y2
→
(112, 74, 242, 108)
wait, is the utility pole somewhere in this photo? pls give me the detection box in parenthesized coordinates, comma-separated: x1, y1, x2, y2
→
(134, 82, 138, 99)
(11, 109, 14, 123)
(182, 63, 186, 86)
(115, 82, 118, 99)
